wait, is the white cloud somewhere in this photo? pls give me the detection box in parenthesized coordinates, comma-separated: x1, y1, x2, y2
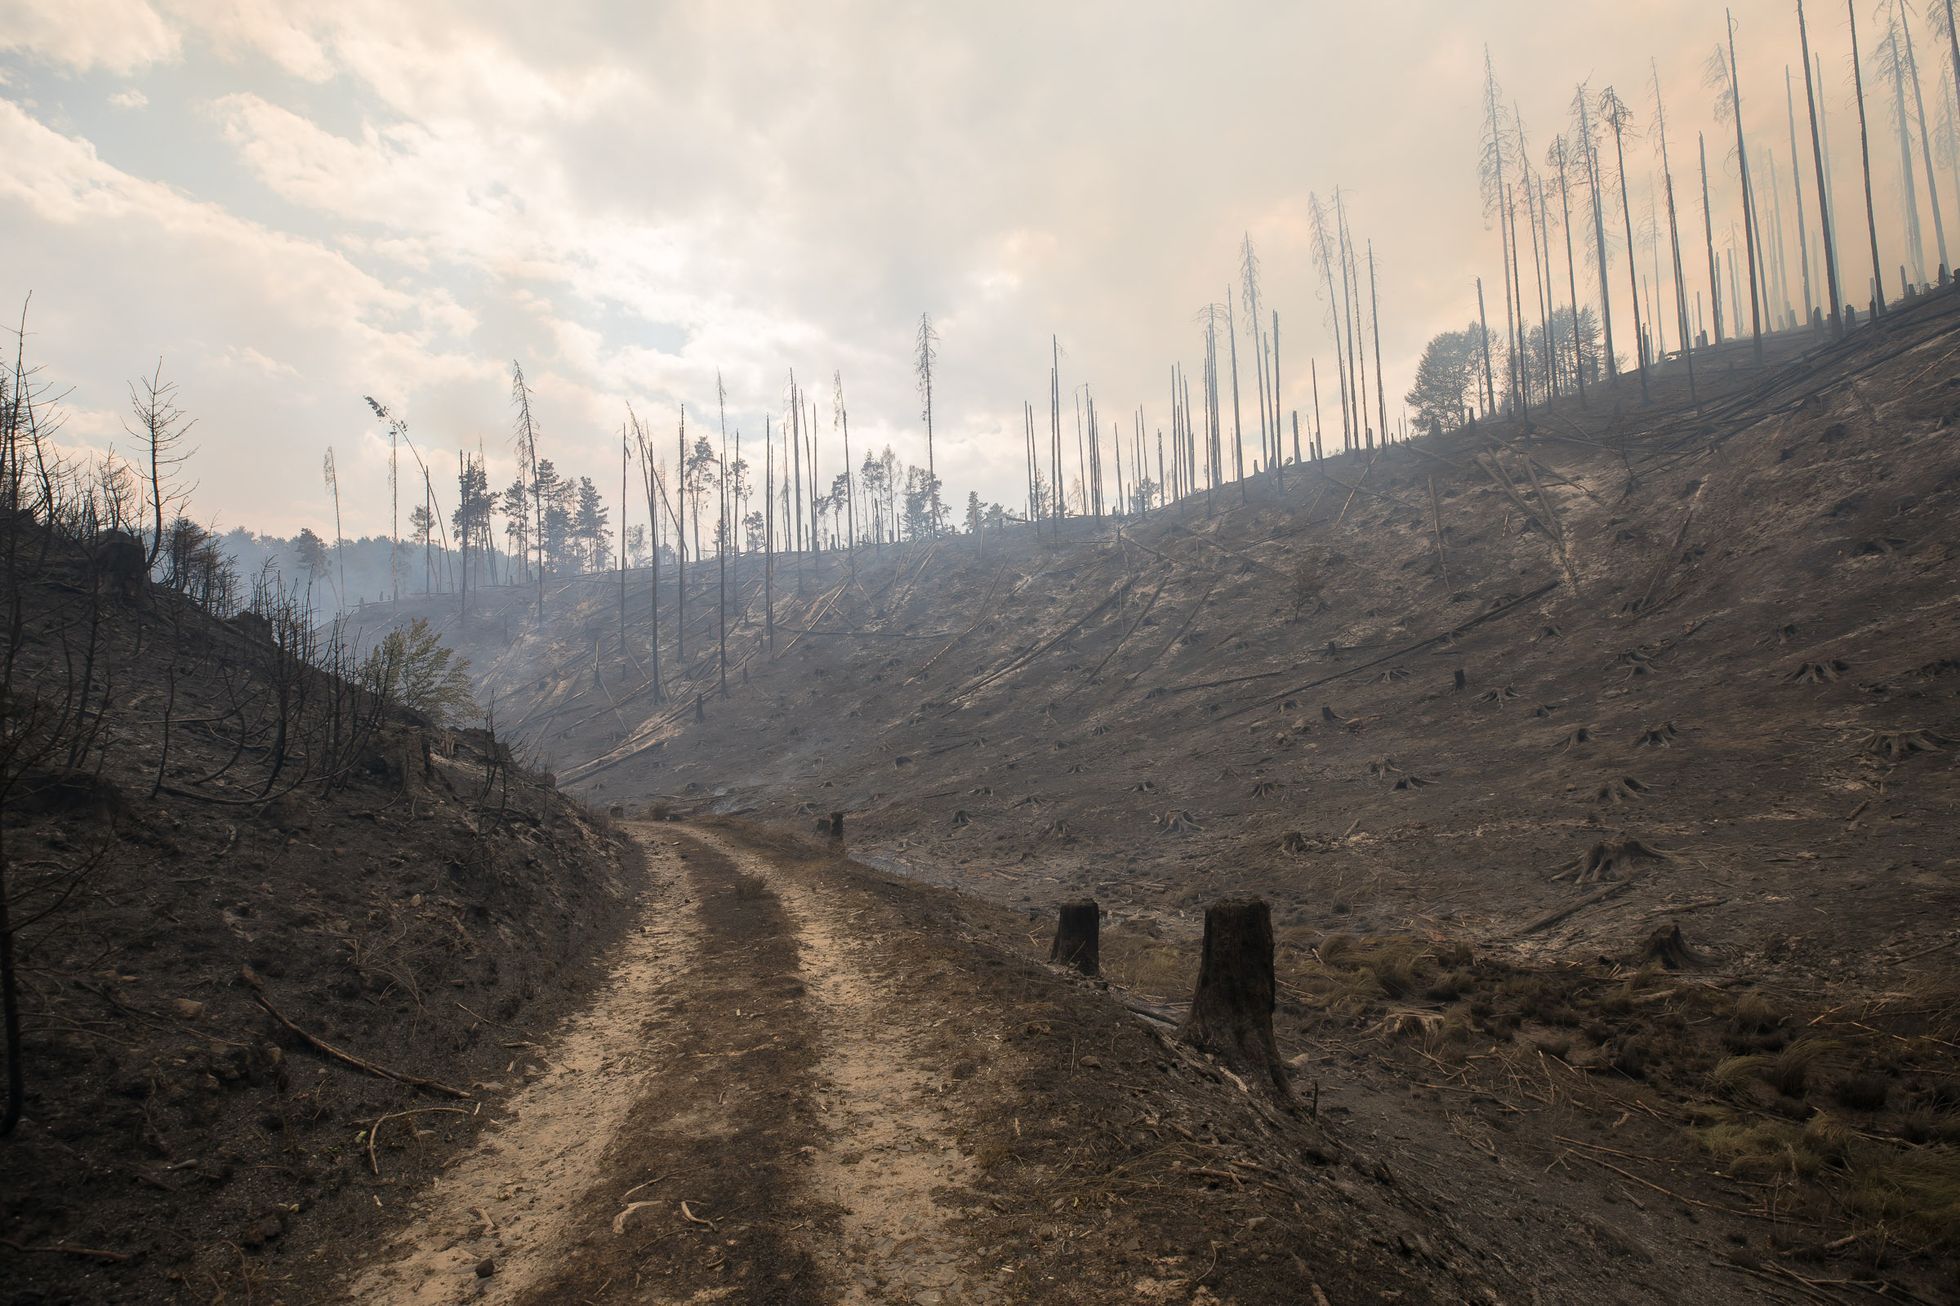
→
(161, 0, 331, 80)
(109, 87, 149, 109)
(0, 0, 179, 74)
(0, 0, 1943, 542)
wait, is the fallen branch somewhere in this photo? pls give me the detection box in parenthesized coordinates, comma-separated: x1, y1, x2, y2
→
(367, 1105, 471, 1176)
(242, 966, 472, 1099)
(1221, 581, 1559, 721)
(1515, 881, 1633, 936)
(0, 1239, 134, 1263)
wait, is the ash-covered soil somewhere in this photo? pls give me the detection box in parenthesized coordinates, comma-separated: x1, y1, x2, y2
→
(344, 296, 1960, 1299)
(1, 535, 642, 1304)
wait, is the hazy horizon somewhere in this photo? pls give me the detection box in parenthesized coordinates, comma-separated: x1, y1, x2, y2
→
(3, 0, 1951, 544)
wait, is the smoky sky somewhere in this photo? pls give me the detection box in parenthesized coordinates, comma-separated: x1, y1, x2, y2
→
(1, 0, 1944, 539)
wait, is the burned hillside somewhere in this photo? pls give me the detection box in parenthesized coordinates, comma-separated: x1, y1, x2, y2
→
(0, 512, 640, 1302)
(351, 290, 1960, 1281)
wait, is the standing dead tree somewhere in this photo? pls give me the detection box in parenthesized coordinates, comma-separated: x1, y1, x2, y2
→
(1699, 133, 1726, 344)
(916, 313, 940, 538)
(1874, 3, 1931, 287)
(1368, 240, 1390, 442)
(629, 407, 665, 701)
(715, 372, 730, 699)
(1711, 9, 1767, 362)
(835, 372, 855, 569)
(1239, 233, 1271, 477)
(1336, 189, 1373, 444)
(322, 448, 346, 612)
(1652, 61, 1699, 405)
(1572, 82, 1621, 382)
(1601, 85, 1652, 400)
(1851, 0, 1890, 316)
(1550, 133, 1591, 401)
(1799, 0, 1847, 334)
(127, 361, 195, 569)
(1307, 194, 1352, 448)
(1482, 53, 1526, 417)
(510, 363, 546, 623)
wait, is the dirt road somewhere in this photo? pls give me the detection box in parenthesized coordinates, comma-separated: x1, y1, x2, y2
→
(345, 823, 992, 1304)
(339, 822, 1794, 1306)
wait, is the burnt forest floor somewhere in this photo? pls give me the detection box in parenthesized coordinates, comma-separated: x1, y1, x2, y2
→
(343, 295, 1960, 1302)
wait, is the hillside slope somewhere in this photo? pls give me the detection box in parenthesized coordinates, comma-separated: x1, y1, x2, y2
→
(380, 298, 1958, 982)
(352, 293, 1960, 1283)
(0, 527, 641, 1303)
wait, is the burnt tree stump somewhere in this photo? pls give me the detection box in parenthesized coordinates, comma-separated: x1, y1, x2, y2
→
(828, 810, 845, 841)
(1181, 898, 1288, 1097)
(1049, 899, 1100, 976)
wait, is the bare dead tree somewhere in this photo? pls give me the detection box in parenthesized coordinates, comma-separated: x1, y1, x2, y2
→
(763, 413, 774, 653)
(510, 363, 546, 622)
(1226, 289, 1247, 503)
(1516, 106, 1558, 402)
(1551, 134, 1591, 399)
(629, 406, 665, 699)
(1898, 2, 1949, 277)
(1652, 61, 1699, 404)
(716, 371, 729, 698)
(1476, 276, 1497, 414)
(1800, 0, 1847, 333)
(1367, 241, 1389, 441)
(835, 372, 855, 570)
(322, 448, 346, 611)
(1240, 233, 1270, 472)
(1711, 11, 1767, 361)
(915, 312, 940, 536)
(1307, 194, 1352, 447)
(1336, 189, 1372, 442)
(1875, 4, 1930, 285)
(1786, 66, 1819, 322)
(1601, 85, 1652, 400)
(126, 361, 195, 568)
(1482, 52, 1522, 414)
(1573, 82, 1621, 381)
(1851, 0, 1890, 315)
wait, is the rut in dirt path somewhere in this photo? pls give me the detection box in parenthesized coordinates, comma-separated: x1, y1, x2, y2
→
(340, 825, 987, 1305)
(340, 830, 702, 1305)
(694, 828, 985, 1305)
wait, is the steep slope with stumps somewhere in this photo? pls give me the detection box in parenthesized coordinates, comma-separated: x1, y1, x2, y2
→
(354, 292, 1960, 1291)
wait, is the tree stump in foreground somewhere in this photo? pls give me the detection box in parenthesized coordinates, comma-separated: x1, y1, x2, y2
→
(1050, 899, 1100, 976)
(1181, 898, 1288, 1097)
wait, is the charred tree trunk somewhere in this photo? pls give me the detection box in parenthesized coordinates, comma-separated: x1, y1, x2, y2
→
(676, 408, 687, 662)
(1606, 98, 1650, 400)
(764, 416, 775, 654)
(1851, 0, 1889, 317)
(1578, 88, 1620, 378)
(1050, 899, 1099, 976)
(1181, 898, 1288, 1096)
(1368, 241, 1389, 441)
(1554, 138, 1589, 400)
(1786, 68, 1817, 323)
(1902, 14, 1948, 279)
(1726, 10, 1767, 363)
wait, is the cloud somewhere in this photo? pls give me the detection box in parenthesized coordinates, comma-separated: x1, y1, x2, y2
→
(0, 0, 1940, 546)
(161, 0, 331, 80)
(0, 97, 498, 531)
(0, 0, 179, 73)
(109, 87, 149, 109)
